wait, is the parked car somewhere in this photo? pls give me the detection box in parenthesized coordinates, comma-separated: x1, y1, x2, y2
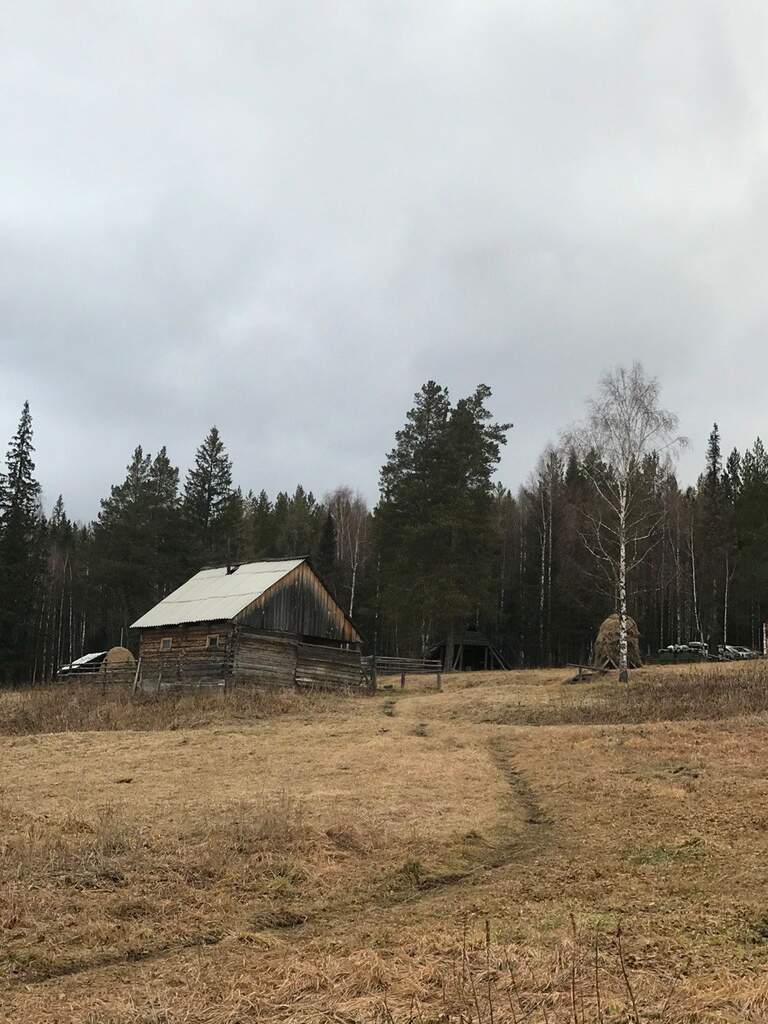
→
(733, 646, 759, 659)
(721, 646, 739, 659)
(658, 644, 691, 654)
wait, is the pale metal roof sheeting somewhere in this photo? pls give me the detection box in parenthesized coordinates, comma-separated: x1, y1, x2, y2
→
(61, 651, 107, 670)
(130, 559, 305, 629)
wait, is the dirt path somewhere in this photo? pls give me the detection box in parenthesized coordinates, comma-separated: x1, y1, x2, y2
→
(7, 687, 559, 998)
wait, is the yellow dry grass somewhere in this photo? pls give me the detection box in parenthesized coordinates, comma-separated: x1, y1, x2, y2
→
(1, 664, 768, 1021)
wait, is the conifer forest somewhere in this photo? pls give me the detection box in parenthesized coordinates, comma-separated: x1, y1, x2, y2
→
(1, 364, 766, 683)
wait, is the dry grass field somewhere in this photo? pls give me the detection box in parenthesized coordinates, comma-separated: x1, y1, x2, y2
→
(2, 663, 768, 1022)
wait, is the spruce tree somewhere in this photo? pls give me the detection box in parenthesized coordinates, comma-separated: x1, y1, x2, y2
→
(147, 447, 184, 598)
(92, 446, 154, 642)
(734, 438, 768, 646)
(251, 489, 275, 556)
(276, 485, 320, 556)
(272, 491, 290, 555)
(699, 424, 726, 653)
(315, 509, 337, 586)
(0, 402, 44, 681)
(723, 448, 742, 504)
(183, 426, 240, 563)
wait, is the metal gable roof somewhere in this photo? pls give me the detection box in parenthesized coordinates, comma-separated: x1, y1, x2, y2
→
(130, 559, 306, 629)
(60, 651, 107, 670)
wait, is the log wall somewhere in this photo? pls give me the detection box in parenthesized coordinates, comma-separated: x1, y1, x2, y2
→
(137, 623, 367, 693)
(138, 623, 233, 689)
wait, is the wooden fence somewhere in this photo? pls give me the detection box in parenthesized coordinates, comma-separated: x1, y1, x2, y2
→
(362, 655, 443, 691)
(59, 665, 137, 690)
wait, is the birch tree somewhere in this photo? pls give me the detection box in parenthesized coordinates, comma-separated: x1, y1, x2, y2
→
(565, 363, 686, 681)
(327, 487, 370, 620)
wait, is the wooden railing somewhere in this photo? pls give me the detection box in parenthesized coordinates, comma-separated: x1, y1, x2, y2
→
(362, 656, 443, 690)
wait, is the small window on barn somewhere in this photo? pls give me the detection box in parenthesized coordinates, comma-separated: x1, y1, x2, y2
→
(206, 634, 220, 649)
(160, 637, 173, 652)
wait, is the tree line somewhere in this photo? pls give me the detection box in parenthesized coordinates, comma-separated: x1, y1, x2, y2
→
(0, 365, 766, 682)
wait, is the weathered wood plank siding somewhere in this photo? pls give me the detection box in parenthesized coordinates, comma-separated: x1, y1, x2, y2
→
(236, 562, 360, 643)
(232, 628, 298, 687)
(295, 642, 364, 691)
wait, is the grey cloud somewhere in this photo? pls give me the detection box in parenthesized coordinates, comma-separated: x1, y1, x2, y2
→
(1, 1, 767, 517)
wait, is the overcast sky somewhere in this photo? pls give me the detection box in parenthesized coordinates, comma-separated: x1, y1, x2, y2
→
(2, 2, 767, 520)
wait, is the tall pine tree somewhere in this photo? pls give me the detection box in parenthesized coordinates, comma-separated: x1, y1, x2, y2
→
(376, 381, 510, 657)
(0, 402, 44, 681)
(315, 509, 337, 589)
(698, 424, 726, 653)
(183, 426, 240, 564)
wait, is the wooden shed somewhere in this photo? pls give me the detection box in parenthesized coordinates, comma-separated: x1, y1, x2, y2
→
(428, 629, 509, 672)
(130, 558, 366, 692)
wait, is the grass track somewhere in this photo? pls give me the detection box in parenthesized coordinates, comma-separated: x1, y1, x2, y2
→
(2, 663, 768, 1021)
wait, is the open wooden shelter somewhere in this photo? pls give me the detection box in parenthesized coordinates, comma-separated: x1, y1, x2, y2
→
(428, 629, 509, 672)
(131, 558, 366, 692)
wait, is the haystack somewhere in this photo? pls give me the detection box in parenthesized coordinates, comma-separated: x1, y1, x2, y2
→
(104, 646, 136, 667)
(594, 614, 642, 669)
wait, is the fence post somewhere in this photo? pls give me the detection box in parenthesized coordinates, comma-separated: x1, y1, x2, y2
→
(436, 672, 442, 692)
(132, 657, 142, 695)
(400, 671, 405, 690)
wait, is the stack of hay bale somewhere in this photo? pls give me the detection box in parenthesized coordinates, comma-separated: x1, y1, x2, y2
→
(593, 614, 642, 669)
(103, 646, 136, 685)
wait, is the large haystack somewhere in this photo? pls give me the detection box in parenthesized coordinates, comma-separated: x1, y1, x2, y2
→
(594, 614, 642, 669)
(104, 646, 136, 667)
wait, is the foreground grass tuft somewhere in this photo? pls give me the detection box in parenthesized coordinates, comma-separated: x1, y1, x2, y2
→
(0, 683, 347, 735)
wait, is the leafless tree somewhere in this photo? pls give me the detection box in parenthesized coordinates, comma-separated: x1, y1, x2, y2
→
(564, 363, 687, 681)
(522, 448, 561, 665)
(325, 486, 371, 620)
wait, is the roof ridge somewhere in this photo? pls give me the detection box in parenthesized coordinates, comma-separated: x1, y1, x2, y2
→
(200, 556, 307, 570)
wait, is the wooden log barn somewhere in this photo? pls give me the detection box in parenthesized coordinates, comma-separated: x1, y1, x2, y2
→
(130, 558, 366, 692)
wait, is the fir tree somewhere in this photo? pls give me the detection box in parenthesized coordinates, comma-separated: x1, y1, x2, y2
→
(0, 402, 44, 681)
(183, 426, 240, 563)
(315, 509, 337, 586)
(251, 489, 275, 556)
(276, 485, 320, 556)
(92, 446, 154, 642)
(733, 438, 768, 646)
(699, 424, 726, 653)
(723, 448, 742, 504)
(147, 447, 184, 598)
